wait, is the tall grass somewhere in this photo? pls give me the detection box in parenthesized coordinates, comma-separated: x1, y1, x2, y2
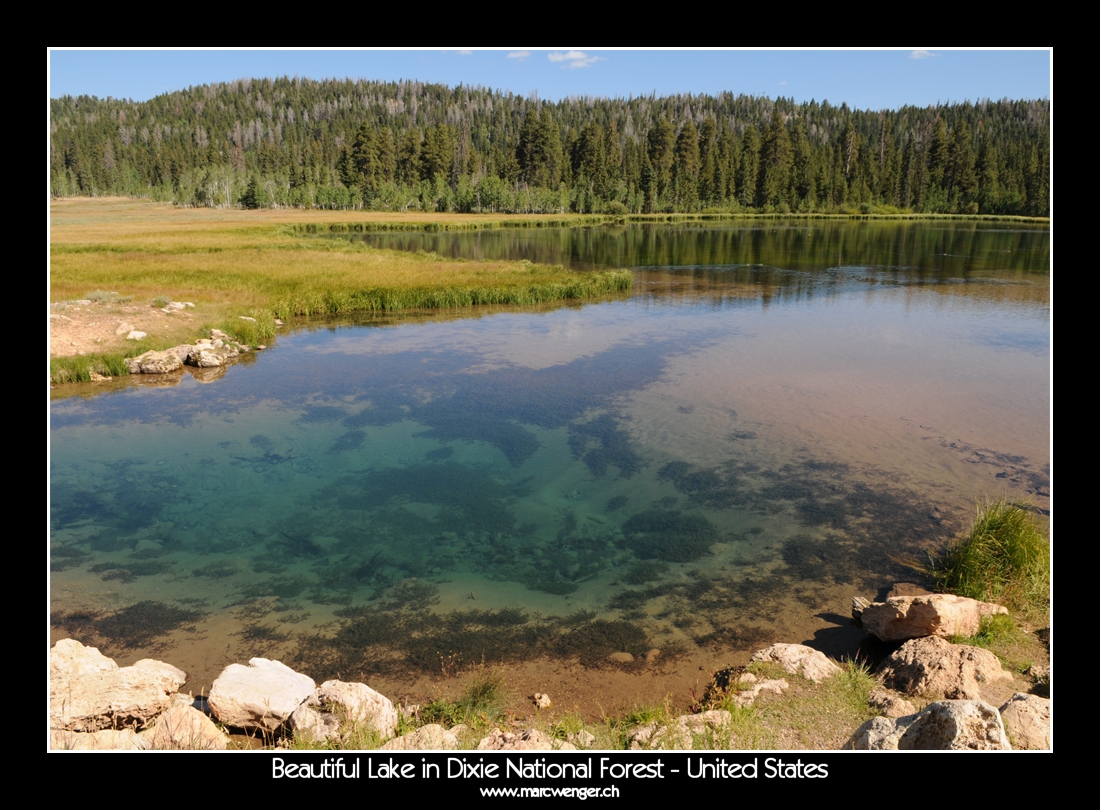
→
(930, 499, 1050, 611)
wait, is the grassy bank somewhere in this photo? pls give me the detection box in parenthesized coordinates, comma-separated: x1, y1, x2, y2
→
(49, 199, 633, 383)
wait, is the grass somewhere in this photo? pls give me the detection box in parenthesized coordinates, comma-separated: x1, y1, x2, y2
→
(49, 199, 634, 373)
(419, 668, 510, 731)
(929, 499, 1050, 613)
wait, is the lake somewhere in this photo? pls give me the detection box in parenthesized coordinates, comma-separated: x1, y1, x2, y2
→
(49, 220, 1050, 709)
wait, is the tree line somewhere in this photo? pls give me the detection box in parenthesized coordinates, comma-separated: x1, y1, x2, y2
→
(51, 76, 1050, 216)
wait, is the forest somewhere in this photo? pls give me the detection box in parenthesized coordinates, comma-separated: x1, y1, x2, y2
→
(50, 77, 1050, 217)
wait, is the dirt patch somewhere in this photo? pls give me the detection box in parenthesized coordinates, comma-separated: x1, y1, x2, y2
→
(49, 299, 202, 358)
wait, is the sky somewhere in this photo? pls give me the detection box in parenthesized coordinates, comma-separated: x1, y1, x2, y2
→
(47, 49, 1051, 111)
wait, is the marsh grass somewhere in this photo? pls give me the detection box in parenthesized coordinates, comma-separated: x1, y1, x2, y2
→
(50, 199, 633, 367)
(930, 499, 1050, 613)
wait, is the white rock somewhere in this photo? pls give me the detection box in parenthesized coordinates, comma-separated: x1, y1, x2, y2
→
(749, 643, 841, 683)
(139, 704, 228, 750)
(289, 680, 399, 743)
(49, 639, 187, 732)
(860, 594, 1008, 642)
(126, 330, 147, 341)
(51, 728, 148, 750)
(208, 658, 315, 731)
(999, 692, 1051, 750)
(846, 700, 1011, 750)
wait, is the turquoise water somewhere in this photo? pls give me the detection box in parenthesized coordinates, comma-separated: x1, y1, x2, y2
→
(50, 222, 1050, 688)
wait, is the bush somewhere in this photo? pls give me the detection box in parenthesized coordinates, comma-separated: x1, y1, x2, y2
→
(931, 500, 1049, 611)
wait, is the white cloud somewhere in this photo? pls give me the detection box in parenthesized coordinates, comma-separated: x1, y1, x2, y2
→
(777, 80, 787, 86)
(456, 50, 473, 56)
(548, 50, 603, 69)
(507, 51, 531, 61)
(910, 50, 937, 60)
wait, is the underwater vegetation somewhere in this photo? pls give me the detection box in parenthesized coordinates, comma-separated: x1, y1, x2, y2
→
(569, 414, 644, 478)
(622, 509, 718, 562)
(294, 580, 658, 681)
(54, 600, 207, 650)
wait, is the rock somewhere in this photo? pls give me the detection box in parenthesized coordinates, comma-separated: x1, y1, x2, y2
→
(643, 648, 661, 664)
(125, 349, 182, 374)
(49, 639, 187, 732)
(239, 315, 257, 322)
(532, 692, 552, 709)
(730, 678, 788, 707)
(877, 636, 1012, 700)
(885, 582, 933, 599)
(139, 705, 228, 750)
(749, 643, 841, 683)
(860, 594, 1008, 642)
(608, 652, 634, 664)
(568, 729, 597, 747)
(115, 322, 135, 336)
(289, 680, 399, 743)
(630, 710, 732, 750)
(208, 658, 315, 731)
(868, 688, 918, 718)
(846, 700, 1011, 750)
(999, 693, 1051, 750)
(126, 330, 147, 340)
(477, 728, 575, 750)
(166, 301, 188, 310)
(188, 345, 228, 367)
(50, 728, 148, 750)
(851, 596, 871, 624)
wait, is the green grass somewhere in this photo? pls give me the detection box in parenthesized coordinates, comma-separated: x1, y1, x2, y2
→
(419, 668, 510, 731)
(930, 499, 1050, 612)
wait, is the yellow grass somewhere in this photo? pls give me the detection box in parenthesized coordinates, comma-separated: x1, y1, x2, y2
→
(49, 199, 632, 363)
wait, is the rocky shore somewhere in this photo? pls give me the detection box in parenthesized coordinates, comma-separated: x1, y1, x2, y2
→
(48, 592, 1050, 751)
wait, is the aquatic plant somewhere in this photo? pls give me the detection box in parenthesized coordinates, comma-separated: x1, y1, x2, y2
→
(93, 600, 205, 648)
(622, 509, 717, 562)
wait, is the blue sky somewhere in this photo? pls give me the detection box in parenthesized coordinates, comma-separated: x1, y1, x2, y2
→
(48, 49, 1051, 111)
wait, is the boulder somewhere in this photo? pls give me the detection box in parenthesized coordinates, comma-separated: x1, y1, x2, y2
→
(187, 344, 239, 368)
(125, 349, 183, 375)
(289, 680, 399, 743)
(860, 594, 1008, 642)
(999, 692, 1051, 750)
(749, 643, 841, 683)
(846, 700, 1011, 750)
(208, 658, 315, 731)
(50, 728, 148, 750)
(139, 704, 228, 750)
(867, 688, 918, 718)
(49, 639, 187, 732)
(877, 636, 1012, 700)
